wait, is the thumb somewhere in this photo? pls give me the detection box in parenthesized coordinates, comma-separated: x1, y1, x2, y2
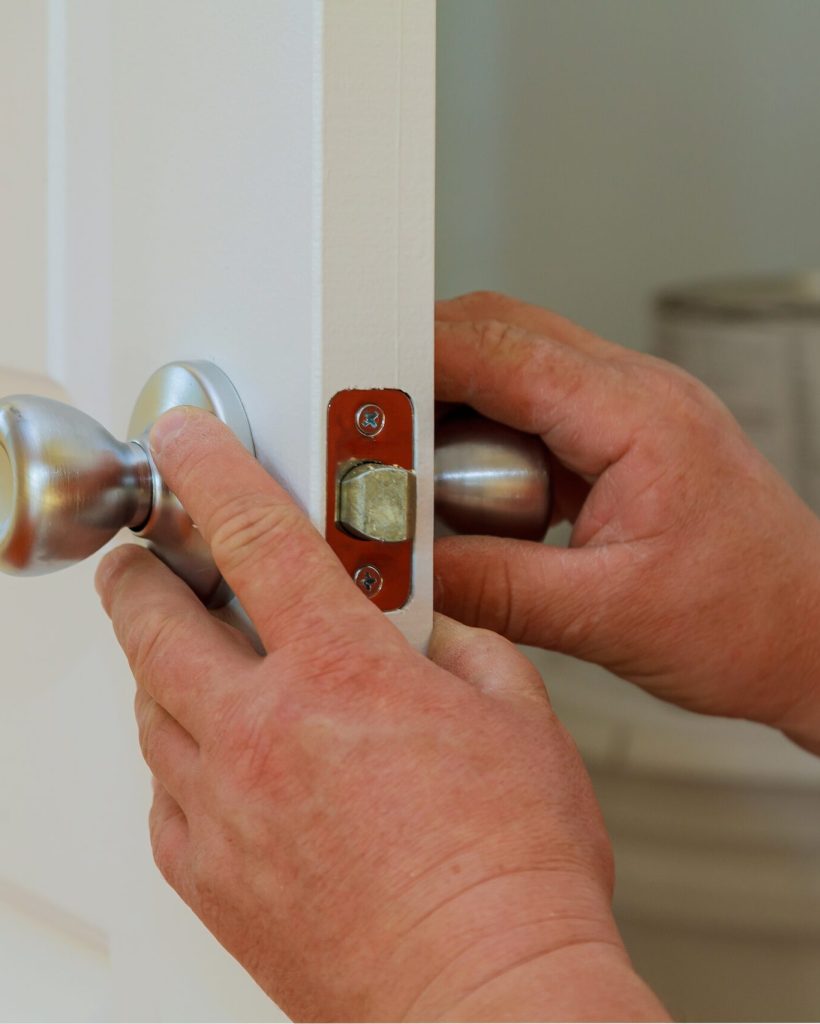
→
(434, 535, 634, 661)
(428, 613, 549, 707)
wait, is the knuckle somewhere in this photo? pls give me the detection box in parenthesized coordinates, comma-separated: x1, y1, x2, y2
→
(447, 626, 518, 684)
(209, 491, 305, 576)
(468, 554, 530, 641)
(149, 807, 182, 887)
(137, 699, 163, 769)
(463, 627, 504, 671)
(216, 696, 283, 797)
(150, 831, 175, 884)
(287, 629, 391, 689)
(632, 359, 715, 418)
(160, 429, 214, 486)
(463, 627, 516, 667)
(475, 317, 520, 354)
(99, 544, 149, 610)
(100, 543, 142, 585)
(534, 351, 597, 423)
(475, 320, 542, 424)
(473, 318, 591, 433)
(125, 609, 187, 681)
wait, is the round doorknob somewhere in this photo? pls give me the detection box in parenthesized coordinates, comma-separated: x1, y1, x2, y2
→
(0, 361, 254, 605)
(0, 397, 153, 575)
(434, 409, 552, 540)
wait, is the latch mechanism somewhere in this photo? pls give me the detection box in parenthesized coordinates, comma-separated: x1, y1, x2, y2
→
(326, 389, 416, 611)
(338, 462, 416, 543)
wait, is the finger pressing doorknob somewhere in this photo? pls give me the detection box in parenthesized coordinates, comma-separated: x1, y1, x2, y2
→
(0, 361, 254, 606)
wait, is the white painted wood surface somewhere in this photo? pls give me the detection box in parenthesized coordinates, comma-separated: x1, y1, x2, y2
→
(0, 0, 47, 376)
(0, 1, 434, 1019)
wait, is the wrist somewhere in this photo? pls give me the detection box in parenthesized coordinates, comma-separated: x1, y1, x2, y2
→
(379, 866, 665, 1022)
(729, 528, 820, 752)
(777, 683, 820, 756)
(433, 939, 669, 1023)
(766, 554, 820, 754)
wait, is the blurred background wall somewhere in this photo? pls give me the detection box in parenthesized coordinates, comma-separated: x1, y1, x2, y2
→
(436, 2, 820, 1020)
(436, 0, 820, 350)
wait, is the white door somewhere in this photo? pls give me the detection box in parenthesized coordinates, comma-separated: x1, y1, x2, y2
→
(0, 1, 434, 1019)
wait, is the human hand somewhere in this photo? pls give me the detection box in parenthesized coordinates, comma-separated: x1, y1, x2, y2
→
(95, 407, 665, 1022)
(435, 291, 820, 754)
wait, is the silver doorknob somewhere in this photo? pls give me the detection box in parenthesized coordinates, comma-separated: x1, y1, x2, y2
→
(434, 410, 552, 540)
(0, 398, 152, 574)
(0, 361, 254, 605)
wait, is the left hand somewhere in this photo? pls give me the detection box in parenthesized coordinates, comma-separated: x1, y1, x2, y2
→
(434, 291, 820, 749)
(95, 406, 665, 1022)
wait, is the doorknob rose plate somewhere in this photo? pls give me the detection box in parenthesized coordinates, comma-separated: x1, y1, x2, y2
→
(0, 361, 254, 606)
(127, 361, 254, 452)
(127, 361, 255, 605)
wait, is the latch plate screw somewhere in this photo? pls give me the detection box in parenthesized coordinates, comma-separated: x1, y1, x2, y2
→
(355, 403, 386, 437)
(353, 564, 384, 598)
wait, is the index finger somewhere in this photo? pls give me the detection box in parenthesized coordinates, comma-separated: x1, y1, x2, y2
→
(436, 318, 641, 477)
(149, 407, 382, 652)
(436, 291, 627, 359)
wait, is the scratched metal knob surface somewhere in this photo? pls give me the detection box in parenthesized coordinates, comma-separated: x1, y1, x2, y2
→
(0, 361, 254, 605)
(434, 410, 552, 540)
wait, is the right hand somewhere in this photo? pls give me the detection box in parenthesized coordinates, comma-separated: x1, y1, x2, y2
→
(96, 406, 666, 1022)
(434, 291, 820, 753)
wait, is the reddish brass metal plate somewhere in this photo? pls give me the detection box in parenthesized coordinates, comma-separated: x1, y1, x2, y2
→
(326, 389, 414, 611)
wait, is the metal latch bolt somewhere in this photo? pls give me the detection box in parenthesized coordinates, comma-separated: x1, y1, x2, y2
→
(337, 462, 416, 543)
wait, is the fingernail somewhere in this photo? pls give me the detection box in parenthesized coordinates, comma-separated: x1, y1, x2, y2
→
(149, 406, 191, 457)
